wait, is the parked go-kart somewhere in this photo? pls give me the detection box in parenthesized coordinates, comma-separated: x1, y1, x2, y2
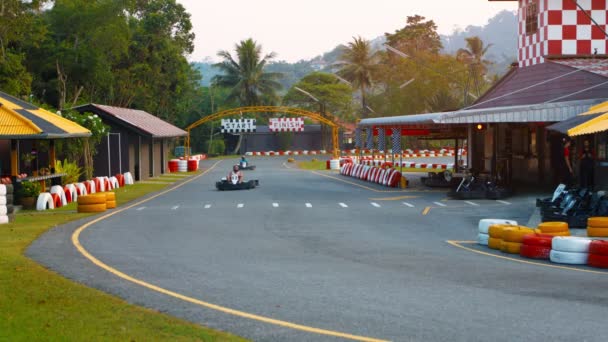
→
(216, 173, 259, 191)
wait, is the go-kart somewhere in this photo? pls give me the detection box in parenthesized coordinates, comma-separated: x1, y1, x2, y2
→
(237, 161, 256, 171)
(216, 174, 259, 191)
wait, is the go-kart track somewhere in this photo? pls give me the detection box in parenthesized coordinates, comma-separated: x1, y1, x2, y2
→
(28, 157, 608, 342)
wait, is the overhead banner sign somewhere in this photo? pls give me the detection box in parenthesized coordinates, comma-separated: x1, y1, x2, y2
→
(269, 118, 304, 132)
(221, 119, 256, 133)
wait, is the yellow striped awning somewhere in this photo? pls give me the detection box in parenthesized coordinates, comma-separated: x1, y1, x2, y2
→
(0, 90, 91, 139)
(568, 112, 608, 136)
(578, 101, 608, 116)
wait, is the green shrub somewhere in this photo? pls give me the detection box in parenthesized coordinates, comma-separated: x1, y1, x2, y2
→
(55, 159, 82, 184)
(18, 181, 41, 198)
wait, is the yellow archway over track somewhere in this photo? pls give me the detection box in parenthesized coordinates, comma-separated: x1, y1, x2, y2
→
(185, 106, 341, 158)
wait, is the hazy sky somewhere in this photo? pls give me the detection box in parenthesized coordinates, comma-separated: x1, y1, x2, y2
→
(177, 0, 517, 63)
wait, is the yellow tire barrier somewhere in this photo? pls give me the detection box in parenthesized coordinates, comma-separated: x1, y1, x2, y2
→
(488, 224, 515, 239)
(77, 194, 106, 205)
(587, 217, 608, 228)
(488, 237, 503, 250)
(538, 222, 568, 233)
(500, 241, 522, 254)
(77, 203, 107, 213)
(587, 227, 608, 237)
(534, 229, 570, 237)
(503, 227, 536, 243)
(104, 192, 116, 201)
(106, 200, 117, 209)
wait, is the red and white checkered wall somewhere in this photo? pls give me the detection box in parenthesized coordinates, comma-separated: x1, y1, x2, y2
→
(518, 0, 608, 67)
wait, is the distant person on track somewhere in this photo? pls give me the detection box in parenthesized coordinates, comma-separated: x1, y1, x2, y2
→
(228, 165, 243, 184)
(240, 155, 248, 168)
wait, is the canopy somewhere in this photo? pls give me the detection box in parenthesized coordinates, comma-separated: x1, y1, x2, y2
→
(568, 113, 608, 136)
(546, 113, 604, 134)
(0, 91, 90, 139)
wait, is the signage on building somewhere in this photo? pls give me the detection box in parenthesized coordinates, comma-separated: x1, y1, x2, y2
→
(269, 118, 304, 132)
(221, 119, 256, 133)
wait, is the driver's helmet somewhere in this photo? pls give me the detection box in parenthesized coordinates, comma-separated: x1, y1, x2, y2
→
(241, 155, 246, 159)
(233, 165, 239, 172)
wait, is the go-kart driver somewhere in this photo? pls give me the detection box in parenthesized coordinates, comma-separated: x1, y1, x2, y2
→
(228, 165, 243, 184)
(240, 155, 248, 168)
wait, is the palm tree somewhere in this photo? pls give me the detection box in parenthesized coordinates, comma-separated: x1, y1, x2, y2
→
(213, 38, 282, 153)
(336, 36, 376, 118)
(457, 36, 493, 99)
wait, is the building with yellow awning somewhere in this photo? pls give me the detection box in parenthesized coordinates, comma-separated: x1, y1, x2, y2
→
(0, 90, 91, 180)
(568, 101, 608, 137)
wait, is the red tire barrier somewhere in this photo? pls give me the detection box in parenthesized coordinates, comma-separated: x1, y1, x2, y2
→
(115, 174, 125, 187)
(519, 244, 552, 259)
(94, 178, 102, 192)
(522, 233, 554, 248)
(388, 170, 401, 188)
(588, 253, 608, 268)
(50, 193, 62, 208)
(63, 186, 73, 203)
(85, 181, 92, 194)
(589, 240, 608, 256)
(168, 160, 178, 173)
(187, 159, 198, 172)
(104, 177, 112, 191)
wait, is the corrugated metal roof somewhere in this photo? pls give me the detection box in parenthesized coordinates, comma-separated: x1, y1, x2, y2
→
(569, 113, 608, 136)
(0, 91, 91, 139)
(75, 104, 187, 138)
(579, 101, 608, 115)
(546, 113, 604, 134)
(358, 113, 443, 127)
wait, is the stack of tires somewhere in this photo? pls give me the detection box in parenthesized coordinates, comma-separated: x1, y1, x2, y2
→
(537, 222, 570, 236)
(36, 192, 54, 211)
(0, 184, 15, 224)
(587, 217, 608, 237)
(77, 194, 107, 213)
(588, 241, 608, 268)
(501, 226, 536, 254)
(168, 160, 179, 173)
(520, 233, 554, 259)
(478, 219, 517, 246)
(123, 172, 134, 185)
(339, 164, 401, 188)
(177, 160, 188, 172)
(488, 224, 515, 250)
(187, 159, 198, 172)
(549, 237, 592, 265)
(105, 192, 116, 209)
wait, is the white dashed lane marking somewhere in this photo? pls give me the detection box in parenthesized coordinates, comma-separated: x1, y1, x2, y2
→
(433, 202, 447, 207)
(402, 202, 415, 208)
(136, 207, 146, 211)
(339, 203, 348, 208)
(305, 203, 312, 208)
(237, 203, 244, 208)
(204, 204, 211, 209)
(497, 200, 511, 205)
(371, 202, 381, 208)
(171, 205, 180, 210)
(464, 201, 479, 207)
(273, 203, 279, 208)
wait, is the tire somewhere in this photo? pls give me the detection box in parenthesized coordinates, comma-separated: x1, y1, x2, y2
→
(538, 221, 569, 233)
(520, 245, 552, 259)
(87, 180, 96, 194)
(50, 193, 62, 208)
(106, 200, 117, 209)
(478, 219, 518, 234)
(549, 250, 588, 265)
(537, 230, 571, 237)
(50, 185, 67, 206)
(75, 183, 88, 196)
(522, 234, 554, 248)
(0, 215, 8, 224)
(588, 254, 608, 268)
(0, 205, 6, 215)
(588, 240, 608, 256)
(0, 196, 5, 206)
(6, 205, 14, 214)
(0, 184, 5, 196)
(503, 227, 536, 243)
(64, 184, 77, 203)
(501, 241, 522, 254)
(488, 237, 502, 250)
(586, 227, 608, 237)
(478, 233, 489, 246)
(77, 203, 107, 213)
(78, 194, 106, 205)
(588, 217, 608, 228)
(36, 193, 54, 211)
(104, 192, 116, 201)
(551, 237, 593, 253)
(488, 224, 514, 239)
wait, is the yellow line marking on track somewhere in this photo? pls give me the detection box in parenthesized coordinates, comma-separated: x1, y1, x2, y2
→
(422, 207, 431, 215)
(311, 171, 440, 193)
(447, 240, 608, 275)
(71, 160, 388, 342)
(369, 195, 419, 201)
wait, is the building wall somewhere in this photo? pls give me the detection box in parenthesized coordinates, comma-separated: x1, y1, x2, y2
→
(518, 0, 608, 67)
(92, 123, 132, 177)
(152, 139, 162, 177)
(140, 137, 150, 180)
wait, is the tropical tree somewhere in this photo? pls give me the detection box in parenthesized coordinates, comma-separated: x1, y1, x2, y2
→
(212, 38, 283, 153)
(457, 36, 493, 98)
(336, 36, 376, 118)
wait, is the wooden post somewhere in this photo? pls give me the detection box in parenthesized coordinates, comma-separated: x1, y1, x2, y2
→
(10, 140, 18, 177)
(49, 140, 56, 171)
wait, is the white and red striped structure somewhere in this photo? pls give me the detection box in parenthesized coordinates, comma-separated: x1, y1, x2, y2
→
(269, 118, 305, 132)
(516, 0, 608, 67)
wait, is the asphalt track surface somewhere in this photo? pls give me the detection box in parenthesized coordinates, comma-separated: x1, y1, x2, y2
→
(28, 157, 608, 342)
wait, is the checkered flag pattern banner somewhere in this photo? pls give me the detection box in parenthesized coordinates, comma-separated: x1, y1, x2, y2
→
(355, 128, 362, 148)
(392, 128, 401, 154)
(377, 128, 385, 151)
(366, 128, 374, 149)
(221, 119, 256, 133)
(269, 118, 304, 132)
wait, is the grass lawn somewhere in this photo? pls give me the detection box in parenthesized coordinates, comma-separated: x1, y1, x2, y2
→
(0, 180, 246, 341)
(297, 160, 328, 170)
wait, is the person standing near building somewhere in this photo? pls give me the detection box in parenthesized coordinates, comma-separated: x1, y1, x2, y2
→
(562, 138, 574, 186)
(579, 139, 595, 190)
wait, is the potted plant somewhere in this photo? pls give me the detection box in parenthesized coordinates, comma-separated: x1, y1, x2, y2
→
(18, 181, 41, 210)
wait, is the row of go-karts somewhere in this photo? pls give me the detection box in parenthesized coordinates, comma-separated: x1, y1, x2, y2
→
(216, 160, 260, 191)
(536, 184, 608, 228)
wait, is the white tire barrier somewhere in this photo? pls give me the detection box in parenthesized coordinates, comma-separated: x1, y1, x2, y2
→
(0, 215, 8, 224)
(88, 180, 97, 193)
(478, 233, 489, 246)
(177, 160, 188, 172)
(0, 197, 5, 206)
(552, 237, 593, 253)
(36, 192, 55, 211)
(0, 184, 5, 196)
(96, 177, 106, 192)
(478, 219, 518, 234)
(124, 172, 134, 185)
(0, 205, 6, 216)
(109, 176, 120, 189)
(50, 185, 68, 206)
(64, 184, 77, 203)
(76, 183, 88, 196)
(549, 250, 589, 265)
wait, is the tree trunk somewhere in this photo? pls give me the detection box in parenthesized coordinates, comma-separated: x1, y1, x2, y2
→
(232, 134, 243, 155)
